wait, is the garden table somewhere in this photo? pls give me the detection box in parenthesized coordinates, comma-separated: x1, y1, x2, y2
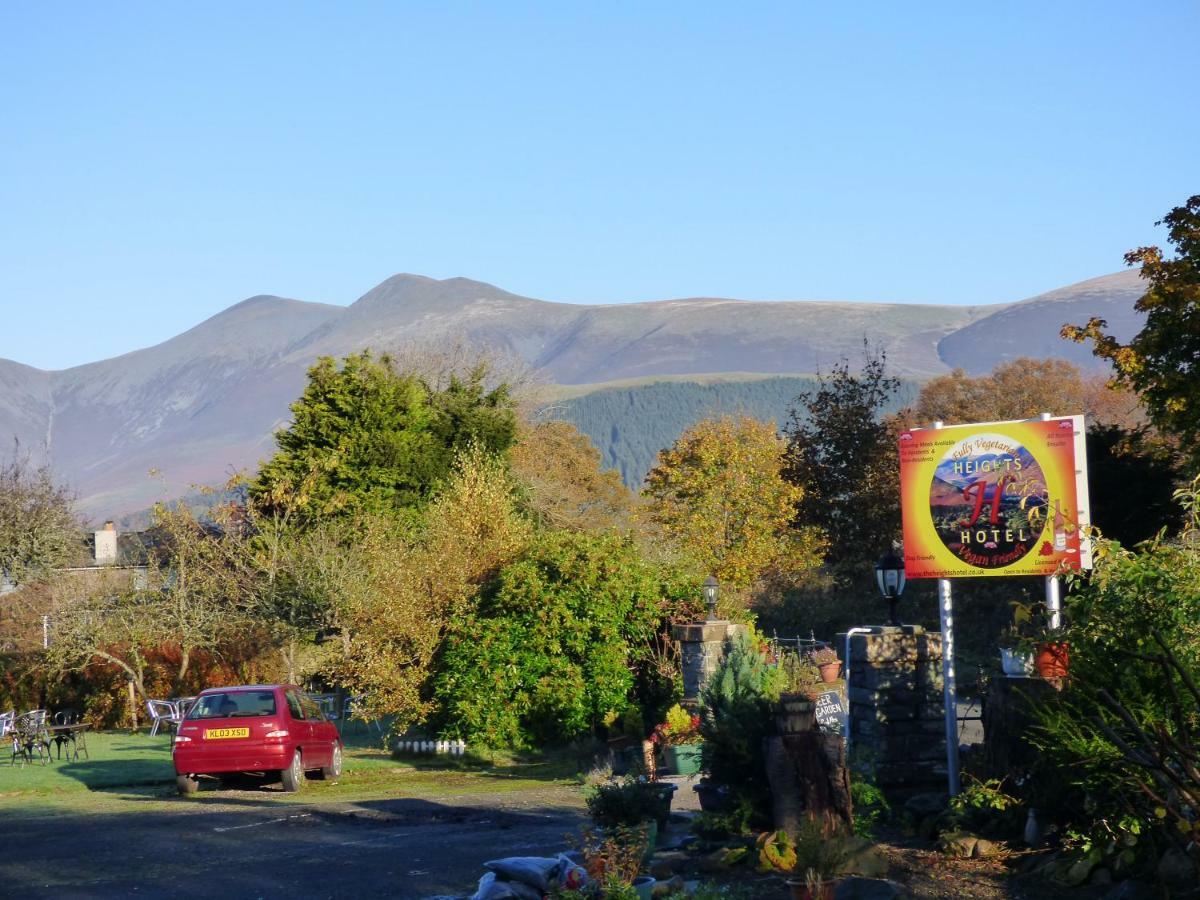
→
(46, 723, 90, 762)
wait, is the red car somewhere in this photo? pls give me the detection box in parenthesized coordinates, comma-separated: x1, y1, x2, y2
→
(172, 684, 343, 795)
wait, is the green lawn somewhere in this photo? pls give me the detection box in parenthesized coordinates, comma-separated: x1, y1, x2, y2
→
(0, 725, 584, 814)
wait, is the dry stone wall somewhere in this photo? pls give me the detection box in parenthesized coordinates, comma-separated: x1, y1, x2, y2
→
(841, 625, 947, 791)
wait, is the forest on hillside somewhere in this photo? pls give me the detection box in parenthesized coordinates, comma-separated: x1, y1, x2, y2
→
(550, 376, 920, 488)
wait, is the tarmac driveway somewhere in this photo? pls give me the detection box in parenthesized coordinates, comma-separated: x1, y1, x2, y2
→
(0, 786, 588, 900)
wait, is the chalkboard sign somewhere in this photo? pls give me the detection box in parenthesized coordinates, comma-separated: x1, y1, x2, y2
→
(815, 690, 844, 735)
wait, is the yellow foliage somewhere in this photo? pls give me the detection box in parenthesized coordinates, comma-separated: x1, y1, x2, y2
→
(641, 415, 823, 594)
(329, 445, 532, 730)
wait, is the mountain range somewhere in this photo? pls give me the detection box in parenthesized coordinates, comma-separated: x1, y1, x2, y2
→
(0, 270, 1145, 517)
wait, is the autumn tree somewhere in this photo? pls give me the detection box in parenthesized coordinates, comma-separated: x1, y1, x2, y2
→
(0, 452, 81, 584)
(325, 446, 532, 731)
(642, 415, 823, 596)
(251, 351, 517, 524)
(904, 358, 1088, 426)
(899, 357, 1148, 433)
(510, 419, 635, 532)
(784, 348, 901, 581)
(46, 501, 253, 700)
(1063, 195, 1200, 469)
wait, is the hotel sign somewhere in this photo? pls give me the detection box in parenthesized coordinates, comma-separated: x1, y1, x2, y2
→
(899, 416, 1091, 579)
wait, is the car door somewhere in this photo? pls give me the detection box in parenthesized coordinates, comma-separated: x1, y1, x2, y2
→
(284, 689, 311, 762)
(299, 694, 330, 768)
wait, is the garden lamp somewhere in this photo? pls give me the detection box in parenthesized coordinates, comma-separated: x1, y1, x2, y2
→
(875, 551, 906, 626)
(703, 576, 720, 621)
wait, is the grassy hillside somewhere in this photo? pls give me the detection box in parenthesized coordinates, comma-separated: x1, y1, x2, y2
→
(546, 375, 919, 488)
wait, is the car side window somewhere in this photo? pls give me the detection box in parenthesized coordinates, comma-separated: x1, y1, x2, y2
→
(300, 696, 324, 722)
(285, 690, 304, 720)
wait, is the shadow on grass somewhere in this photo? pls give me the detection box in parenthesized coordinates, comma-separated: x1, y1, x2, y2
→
(57, 757, 175, 792)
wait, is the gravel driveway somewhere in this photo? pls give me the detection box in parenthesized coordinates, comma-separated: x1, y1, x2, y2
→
(0, 786, 588, 899)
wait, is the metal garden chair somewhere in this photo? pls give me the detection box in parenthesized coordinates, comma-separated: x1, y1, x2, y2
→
(9, 710, 51, 766)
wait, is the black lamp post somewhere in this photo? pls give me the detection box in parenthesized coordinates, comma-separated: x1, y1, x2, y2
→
(703, 576, 720, 621)
(875, 551, 906, 626)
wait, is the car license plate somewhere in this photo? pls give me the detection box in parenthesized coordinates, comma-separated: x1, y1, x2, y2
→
(204, 727, 250, 739)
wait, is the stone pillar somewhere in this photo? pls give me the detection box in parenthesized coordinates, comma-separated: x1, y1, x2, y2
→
(840, 625, 946, 793)
(672, 620, 745, 707)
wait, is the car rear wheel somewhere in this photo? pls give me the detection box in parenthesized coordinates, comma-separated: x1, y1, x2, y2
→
(280, 750, 304, 792)
(319, 743, 343, 780)
(176, 774, 199, 795)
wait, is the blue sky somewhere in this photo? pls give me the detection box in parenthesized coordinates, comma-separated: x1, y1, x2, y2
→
(1, 2, 1196, 370)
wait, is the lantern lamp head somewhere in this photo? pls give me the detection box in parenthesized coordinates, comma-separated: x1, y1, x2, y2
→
(875, 551, 906, 626)
(702, 576, 720, 621)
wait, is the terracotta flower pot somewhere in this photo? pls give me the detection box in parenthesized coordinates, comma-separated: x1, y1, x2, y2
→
(1035, 641, 1069, 678)
(818, 661, 842, 684)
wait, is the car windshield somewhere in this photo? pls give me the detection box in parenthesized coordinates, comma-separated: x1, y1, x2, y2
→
(188, 691, 277, 719)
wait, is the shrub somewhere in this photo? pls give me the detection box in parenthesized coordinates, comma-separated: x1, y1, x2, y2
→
(698, 628, 781, 827)
(572, 823, 651, 887)
(849, 778, 891, 838)
(1029, 478, 1200, 874)
(585, 776, 674, 828)
(651, 703, 701, 746)
(433, 532, 670, 747)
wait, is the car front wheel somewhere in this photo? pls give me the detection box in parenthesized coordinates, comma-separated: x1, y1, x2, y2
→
(319, 744, 343, 780)
(280, 750, 304, 792)
(176, 774, 199, 795)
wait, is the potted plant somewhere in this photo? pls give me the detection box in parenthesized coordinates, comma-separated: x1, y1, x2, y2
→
(1034, 639, 1069, 678)
(572, 824, 656, 899)
(783, 819, 850, 900)
(998, 601, 1037, 678)
(776, 652, 821, 734)
(585, 775, 678, 852)
(651, 704, 703, 775)
(605, 708, 646, 775)
(1004, 601, 1070, 679)
(808, 646, 842, 684)
(692, 779, 733, 813)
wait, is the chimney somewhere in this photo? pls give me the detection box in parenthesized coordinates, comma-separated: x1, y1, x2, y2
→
(95, 521, 119, 566)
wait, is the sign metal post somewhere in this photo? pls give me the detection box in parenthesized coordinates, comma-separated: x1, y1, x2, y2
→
(938, 577, 961, 796)
(931, 421, 961, 796)
(899, 414, 1092, 799)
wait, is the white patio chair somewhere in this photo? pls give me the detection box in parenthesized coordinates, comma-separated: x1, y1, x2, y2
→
(172, 697, 196, 718)
(146, 699, 181, 736)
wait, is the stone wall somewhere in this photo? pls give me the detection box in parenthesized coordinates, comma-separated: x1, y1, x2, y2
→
(840, 625, 947, 792)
